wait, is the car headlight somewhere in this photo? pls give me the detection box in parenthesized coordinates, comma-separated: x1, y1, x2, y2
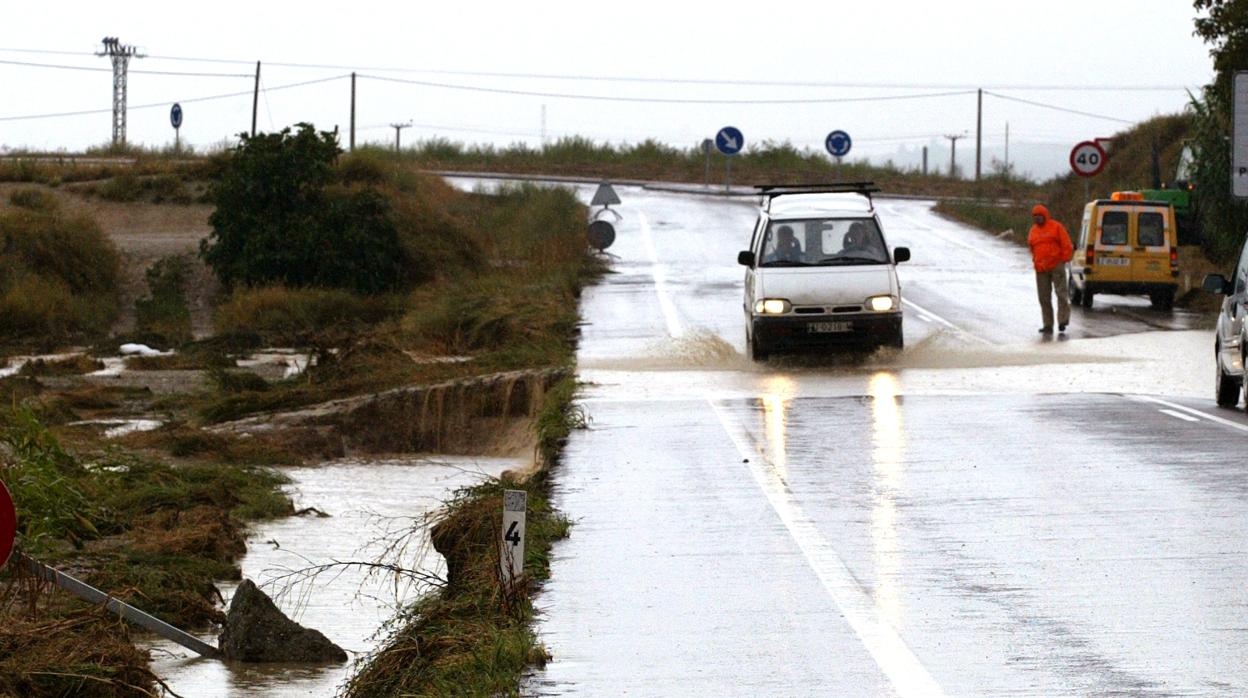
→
(754, 298, 792, 315)
(868, 295, 895, 312)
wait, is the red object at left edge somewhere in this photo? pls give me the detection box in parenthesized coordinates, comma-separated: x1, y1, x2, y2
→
(0, 480, 15, 570)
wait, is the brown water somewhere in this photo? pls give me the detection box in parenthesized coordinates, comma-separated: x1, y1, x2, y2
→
(146, 455, 520, 697)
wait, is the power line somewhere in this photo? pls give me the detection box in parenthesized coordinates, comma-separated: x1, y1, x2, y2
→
(0, 74, 347, 123)
(0, 47, 1195, 92)
(984, 90, 1134, 124)
(359, 74, 977, 105)
(0, 57, 251, 78)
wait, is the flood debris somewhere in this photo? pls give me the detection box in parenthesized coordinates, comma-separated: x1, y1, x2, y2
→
(218, 579, 347, 663)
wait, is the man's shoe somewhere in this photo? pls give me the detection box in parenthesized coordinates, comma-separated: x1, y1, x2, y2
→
(1039, 327, 1053, 334)
(1058, 324, 1067, 332)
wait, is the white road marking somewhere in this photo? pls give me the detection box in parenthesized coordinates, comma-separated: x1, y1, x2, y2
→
(708, 399, 947, 698)
(1159, 408, 1200, 423)
(1130, 396, 1248, 434)
(638, 210, 685, 339)
(884, 205, 1013, 265)
(902, 298, 992, 345)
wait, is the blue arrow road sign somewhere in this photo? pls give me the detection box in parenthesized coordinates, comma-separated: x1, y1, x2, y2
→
(715, 126, 744, 155)
(170, 103, 183, 129)
(826, 130, 851, 157)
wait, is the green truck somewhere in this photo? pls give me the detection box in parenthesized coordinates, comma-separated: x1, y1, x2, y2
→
(1143, 143, 1199, 245)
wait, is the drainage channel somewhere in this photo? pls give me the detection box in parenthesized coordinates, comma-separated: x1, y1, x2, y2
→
(146, 455, 519, 697)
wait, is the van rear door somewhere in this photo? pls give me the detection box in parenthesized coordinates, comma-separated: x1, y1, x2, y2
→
(1095, 207, 1133, 279)
(1130, 207, 1172, 284)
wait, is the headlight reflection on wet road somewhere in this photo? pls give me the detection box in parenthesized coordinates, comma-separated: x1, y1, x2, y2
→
(759, 374, 797, 478)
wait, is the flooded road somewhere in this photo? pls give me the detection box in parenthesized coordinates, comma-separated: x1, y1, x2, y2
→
(525, 187, 1245, 696)
(148, 456, 518, 697)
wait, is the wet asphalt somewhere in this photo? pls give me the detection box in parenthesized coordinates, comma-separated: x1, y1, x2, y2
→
(525, 188, 1247, 696)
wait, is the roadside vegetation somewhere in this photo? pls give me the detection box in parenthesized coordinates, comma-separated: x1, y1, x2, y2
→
(0, 407, 290, 697)
(345, 376, 582, 696)
(2, 120, 600, 695)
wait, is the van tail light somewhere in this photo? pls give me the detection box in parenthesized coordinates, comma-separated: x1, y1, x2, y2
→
(1087, 245, 1096, 266)
(1170, 248, 1178, 270)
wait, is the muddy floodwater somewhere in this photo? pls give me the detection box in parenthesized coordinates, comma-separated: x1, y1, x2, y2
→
(147, 455, 519, 697)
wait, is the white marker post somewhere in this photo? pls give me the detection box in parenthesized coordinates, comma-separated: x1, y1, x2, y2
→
(500, 490, 527, 591)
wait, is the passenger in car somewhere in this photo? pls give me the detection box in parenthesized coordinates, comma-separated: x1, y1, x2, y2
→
(768, 225, 803, 263)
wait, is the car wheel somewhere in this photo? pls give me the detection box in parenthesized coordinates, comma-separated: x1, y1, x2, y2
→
(889, 327, 904, 350)
(1216, 346, 1239, 408)
(1150, 289, 1175, 311)
(1080, 288, 1094, 309)
(1069, 275, 1083, 305)
(749, 332, 770, 362)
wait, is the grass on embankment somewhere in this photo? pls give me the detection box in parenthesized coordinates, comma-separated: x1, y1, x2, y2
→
(0, 408, 291, 697)
(344, 377, 583, 697)
(191, 173, 602, 426)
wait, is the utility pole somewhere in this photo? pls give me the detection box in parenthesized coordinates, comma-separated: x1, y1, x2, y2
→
(96, 37, 144, 147)
(1004, 122, 1010, 178)
(975, 88, 983, 181)
(349, 72, 357, 152)
(922, 146, 928, 176)
(390, 122, 411, 153)
(540, 104, 548, 147)
(944, 133, 965, 178)
(251, 61, 261, 137)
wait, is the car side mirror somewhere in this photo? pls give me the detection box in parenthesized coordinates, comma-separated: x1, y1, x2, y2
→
(1203, 274, 1230, 295)
(737, 250, 755, 267)
(893, 247, 911, 263)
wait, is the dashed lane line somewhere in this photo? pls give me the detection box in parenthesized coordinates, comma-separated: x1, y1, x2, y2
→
(1130, 396, 1248, 434)
(902, 298, 993, 345)
(1159, 408, 1200, 423)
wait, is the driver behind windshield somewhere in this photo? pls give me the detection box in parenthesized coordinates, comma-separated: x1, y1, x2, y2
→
(841, 221, 886, 260)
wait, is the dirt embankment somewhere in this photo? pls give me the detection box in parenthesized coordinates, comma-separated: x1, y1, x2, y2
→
(0, 182, 218, 338)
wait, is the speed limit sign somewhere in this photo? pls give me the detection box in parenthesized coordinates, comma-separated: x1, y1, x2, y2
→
(1070, 141, 1107, 177)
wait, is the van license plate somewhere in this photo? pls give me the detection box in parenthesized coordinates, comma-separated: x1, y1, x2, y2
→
(808, 321, 851, 333)
(1099, 257, 1129, 266)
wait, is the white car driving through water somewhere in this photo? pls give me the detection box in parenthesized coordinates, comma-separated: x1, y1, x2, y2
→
(737, 183, 910, 359)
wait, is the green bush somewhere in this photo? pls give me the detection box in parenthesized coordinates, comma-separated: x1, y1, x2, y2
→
(201, 124, 481, 294)
(7, 188, 59, 212)
(135, 256, 194, 345)
(97, 173, 145, 202)
(0, 206, 121, 295)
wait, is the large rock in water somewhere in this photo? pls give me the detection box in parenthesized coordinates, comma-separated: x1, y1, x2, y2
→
(218, 579, 347, 662)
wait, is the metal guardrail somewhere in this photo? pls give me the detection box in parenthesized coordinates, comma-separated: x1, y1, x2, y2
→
(17, 552, 220, 658)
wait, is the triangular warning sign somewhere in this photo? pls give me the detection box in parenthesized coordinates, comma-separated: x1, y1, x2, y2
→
(591, 182, 621, 207)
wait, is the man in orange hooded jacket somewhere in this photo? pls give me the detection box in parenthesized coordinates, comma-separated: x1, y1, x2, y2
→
(1028, 204, 1074, 334)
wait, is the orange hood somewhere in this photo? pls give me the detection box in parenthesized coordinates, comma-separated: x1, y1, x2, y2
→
(1031, 204, 1050, 222)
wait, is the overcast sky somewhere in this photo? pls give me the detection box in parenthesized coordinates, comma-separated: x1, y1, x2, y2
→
(0, 1, 1217, 179)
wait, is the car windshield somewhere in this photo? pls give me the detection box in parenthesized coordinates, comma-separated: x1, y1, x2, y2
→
(759, 218, 889, 267)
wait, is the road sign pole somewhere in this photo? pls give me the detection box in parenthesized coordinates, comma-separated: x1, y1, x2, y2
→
(725, 156, 732, 192)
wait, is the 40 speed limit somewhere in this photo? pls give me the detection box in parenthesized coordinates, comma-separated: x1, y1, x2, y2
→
(1069, 141, 1107, 177)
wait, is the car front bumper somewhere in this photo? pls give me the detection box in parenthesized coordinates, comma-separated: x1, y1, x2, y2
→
(752, 312, 902, 350)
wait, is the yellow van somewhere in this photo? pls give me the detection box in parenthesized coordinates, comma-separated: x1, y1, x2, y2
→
(1068, 191, 1179, 310)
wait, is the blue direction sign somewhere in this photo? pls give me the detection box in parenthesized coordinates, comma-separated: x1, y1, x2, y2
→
(825, 130, 852, 157)
(170, 103, 183, 129)
(715, 126, 744, 156)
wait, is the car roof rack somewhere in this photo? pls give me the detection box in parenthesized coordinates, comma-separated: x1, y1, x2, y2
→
(755, 182, 881, 212)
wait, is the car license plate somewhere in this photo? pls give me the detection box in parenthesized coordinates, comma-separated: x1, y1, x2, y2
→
(808, 321, 851, 333)
(1099, 257, 1129, 266)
